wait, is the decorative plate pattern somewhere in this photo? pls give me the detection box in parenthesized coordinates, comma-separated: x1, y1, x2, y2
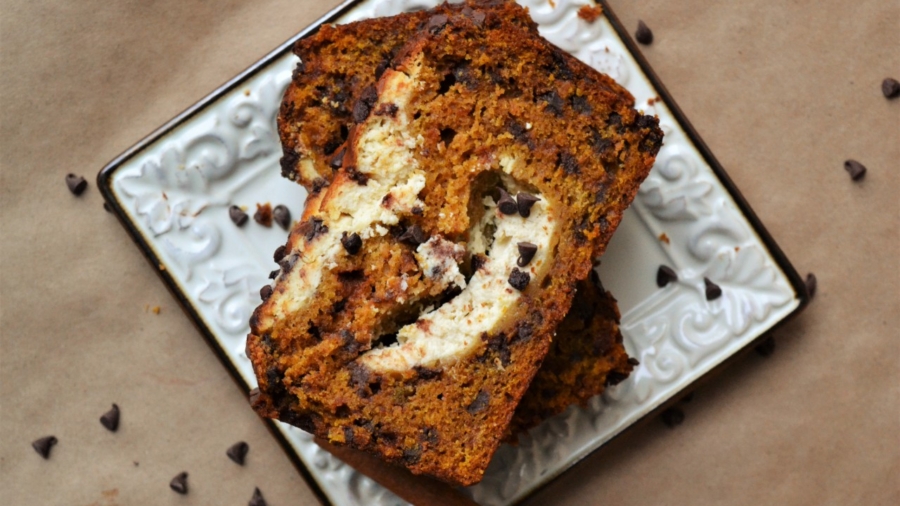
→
(104, 1, 802, 505)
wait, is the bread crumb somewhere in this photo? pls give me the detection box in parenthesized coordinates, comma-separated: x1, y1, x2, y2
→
(158, 264, 166, 271)
(254, 202, 273, 227)
(658, 232, 670, 244)
(548, 0, 556, 8)
(152, 306, 161, 315)
(577, 4, 603, 23)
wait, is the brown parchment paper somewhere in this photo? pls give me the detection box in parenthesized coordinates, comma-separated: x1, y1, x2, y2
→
(1, 0, 898, 505)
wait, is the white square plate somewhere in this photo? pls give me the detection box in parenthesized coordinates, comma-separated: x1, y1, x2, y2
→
(99, 1, 809, 504)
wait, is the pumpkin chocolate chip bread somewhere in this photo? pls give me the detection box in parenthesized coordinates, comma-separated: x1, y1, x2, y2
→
(249, 1, 662, 485)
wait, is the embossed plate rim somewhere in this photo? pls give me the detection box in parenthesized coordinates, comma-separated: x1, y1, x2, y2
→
(98, 1, 810, 504)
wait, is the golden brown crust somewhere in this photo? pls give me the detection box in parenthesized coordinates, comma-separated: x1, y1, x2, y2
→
(252, 1, 661, 486)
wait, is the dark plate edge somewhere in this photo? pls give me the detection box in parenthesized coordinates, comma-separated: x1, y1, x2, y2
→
(96, 2, 365, 505)
(506, 2, 812, 504)
(95, 1, 812, 505)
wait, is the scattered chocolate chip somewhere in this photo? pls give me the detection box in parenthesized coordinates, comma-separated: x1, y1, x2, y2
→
(254, 203, 273, 227)
(273, 205, 291, 230)
(352, 101, 370, 123)
(227, 441, 249, 465)
(466, 390, 490, 414)
(273, 245, 286, 264)
(635, 20, 653, 45)
(755, 336, 776, 357)
(399, 224, 426, 246)
(656, 265, 678, 287)
(516, 192, 541, 218)
(516, 242, 538, 267)
(169, 472, 189, 495)
(100, 404, 120, 432)
(268, 269, 279, 279)
(883, 78, 900, 99)
(341, 232, 362, 254)
(427, 14, 449, 33)
(32, 436, 57, 459)
(302, 217, 328, 241)
(65, 174, 88, 195)
(260, 285, 273, 301)
(704, 277, 722, 300)
(508, 268, 530, 290)
(497, 188, 517, 215)
(248, 488, 268, 506)
(844, 159, 867, 181)
(627, 357, 640, 367)
(805, 272, 817, 299)
(660, 407, 684, 428)
(103, 202, 113, 213)
(229, 205, 249, 227)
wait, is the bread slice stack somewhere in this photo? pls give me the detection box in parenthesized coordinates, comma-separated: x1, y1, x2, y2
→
(247, 0, 662, 486)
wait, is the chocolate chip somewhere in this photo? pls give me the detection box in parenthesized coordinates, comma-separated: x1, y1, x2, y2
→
(229, 205, 249, 227)
(660, 407, 684, 428)
(273, 205, 291, 230)
(844, 159, 867, 181)
(517, 242, 538, 267)
(755, 336, 776, 357)
(169, 472, 189, 494)
(508, 268, 530, 290)
(635, 20, 653, 45)
(248, 488, 268, 506)
(466, 390, 490, 414)
(329, 147, 345, 170)
(427, 14, 449, 33)
(32, 436, 57, 459)
(497, 188, 517, 215)
(226, 441, 249, 465)
(352, 101, 371, 123)
(656, 265, 678, 287)
(806, 272, 817, 299)
(411, 206, 423, 216)
(375, 103, 399, 117)
(627, 357, 640, 367)
(100, 404, 120, 432)
(516, 192, 540, 218)
(341, 232, 362, 254)
(65, 173, 88, 195)
(538, 90, 564, 116)
(260, 285, 273, 301)
(558, 152, 580, 174)
(704, 277, 722, 300)
(103, 201, 113, 213)
(254, 203, 273, 227)
(399, 224, 426, 245)
(268, 269, 279, 279)
(882, 77, 900, 99)
(273, 245, 286, 263)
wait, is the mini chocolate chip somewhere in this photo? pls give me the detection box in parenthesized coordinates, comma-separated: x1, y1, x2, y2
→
(399, 224, 426, 245)
(260, 285, 273, 301)
(516, 192, 541, 217)
(844, 159, 867, 181)
(635, 20, 653, 45)
(229, 205, 249, 227)
(249, 488, 268, 506)
(341, 232, 362, 254)
(273, 205, 291, 230)
(656, 265, 678, 287)
(883, 78, 900, 99)
(65, 173, 88, 195)
(627, 357, 640, 367)
(466, 390, 490, 414)
(169, 472, 189, 494)
(508, 268, 530, 290)
(268, 269, 279, 279)
(755, 336, 776, 357)
(411, 206, 423, 215)
(100, 404, 120, 432)
(273, 245, 286, 263)
(329, 148, 345, 170)
(427, 14, 449, 32)
(497, 188, 517, 215)
(517, 242, 538, 267)
(226, 441, 249, 465)
(806, 272, 817, 299)
(32, 436, 57, 459)
(605, 370, 628, 386)
(704, 277, 722, 300)
(352, 101, 370, 123)
(103, 202, 113, 213)
(660, 407, 684, 428)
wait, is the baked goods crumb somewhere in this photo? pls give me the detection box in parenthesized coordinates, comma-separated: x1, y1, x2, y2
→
(635, 20, 653, 45)
(226, 441, 249, 465)
(169, 472, 189, 495)
(657, 265, 678, 287)
(32, 436, 57, 459)
(100, 403, 120, 432)
(658, 232, 670, 244)
(65, 174, 88, 195)
(755, 336, 776, 357)
(151, 306, 161, 315)
(844, 159, 866, 181)
(577, 4, 603, 23)
(254, 203, 273, 227)
(660, 407, 684, 427)
(704, 277, 722, 300)
(882, 77, 900, 99)
(229, 205, 249, 227)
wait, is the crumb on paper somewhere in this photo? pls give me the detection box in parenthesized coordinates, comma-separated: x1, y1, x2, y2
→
(244, 89, 251, 96)
(254, 202, 273, 227)
(158, 263, 166, 271)
(548, 0, 556, 8)
(152, 306, 161, 315)
(577, 4, 603, 23)
(735, 246, 740, 252)
(659, 232, 670, 244)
